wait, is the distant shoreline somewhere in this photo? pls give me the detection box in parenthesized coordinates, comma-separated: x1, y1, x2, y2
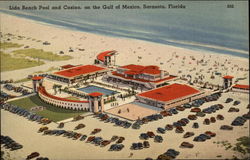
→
(0, 9, 248, 59)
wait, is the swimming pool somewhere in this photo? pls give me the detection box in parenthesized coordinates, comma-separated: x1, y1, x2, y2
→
(77, 85, 119, 96)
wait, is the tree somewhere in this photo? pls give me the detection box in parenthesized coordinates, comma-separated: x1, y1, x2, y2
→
(58, 85, 62, 94)
(52, 84, 58, 95)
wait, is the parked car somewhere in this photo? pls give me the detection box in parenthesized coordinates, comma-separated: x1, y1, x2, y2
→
(111, 135, 119, 142)
(38, 126, 48, 133)
(131, 143, 139, 150)
(191, 108, 201, 113)
(147, 131, 155, 138)
(180, 142, 194, 148)
(233, 100, 241, 106)
(73, 133, 82, 140)
(143, 141, 150, 148)
(243, 113, 250, 119)
(132, 123, 141, 129)
(220, 125, 233, 130)
(216, 114, 224, 120)
(231, 116, 247, 126)
(176, 106, 185, 111)
(140, 133, 149, 140)
(179, 120, 188, 126)
(154, 135, 163, 143)
(210, 117, 216, 123)
(26, 152, 40, 160)
(74, 124, 85, 130)
(196, 112, 206, 117)
(193, 136, 206, 142)
(199, 134, 211, 140)
(183, 103, 192, 108)
(164, 149, 180, 158)
(170, 108, 178, 114)
(175, 126, 184, 133)
(116, 137, 125, 144)
(160, 111, 172, 117)
(192, 122, 199, 129)
(91, 128, 101, 135)
(101, 140, 111, 147)
(228, 107, 239, 112)
(109, 144, 124, 151)
(203, 118, 210, 125)
(173, 122, 182, 128)
(188, 115, 197, 120)
(56, 130, 66, 136)
(180, 118, 189, 124)
(93, 137, 103, 145)
(205, 131, 216, 137)
(80, 135, 87, 141)
(225, 98, 233, 103)
(86, 136, 95, 143)
(183, 132, 195, 138)
(165, 124, 174, 131)
(157, 127, 166, 134)
(138, 142, 143, 149)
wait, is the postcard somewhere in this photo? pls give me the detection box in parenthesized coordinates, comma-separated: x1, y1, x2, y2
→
(0, 0, 249, 160)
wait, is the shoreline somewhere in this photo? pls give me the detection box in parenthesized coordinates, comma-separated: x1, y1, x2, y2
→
(0, 10, 248, 59)
(0, 13, 249, 87)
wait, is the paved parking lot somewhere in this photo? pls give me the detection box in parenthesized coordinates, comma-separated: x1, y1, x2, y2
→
(105, 102, 160, 121)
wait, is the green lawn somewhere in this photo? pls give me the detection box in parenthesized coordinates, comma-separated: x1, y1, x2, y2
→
(65, 97, 80, 101)
(0, 42, 23, 50)
(9, 95, 88, 122)
(13, 48, 72, 61)
(14, 77, 30, 83)
(1, 51, 44, 72)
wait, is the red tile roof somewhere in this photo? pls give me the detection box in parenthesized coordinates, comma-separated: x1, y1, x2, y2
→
(112, 71, 176, 84)
(223, 75, 234, 79)
(38, 86, 88, 103)
(54, 65, 106, 78)
(61, 64, 75, 69)
(121, 64, 145, 71)
(120, 65, 161, 75)
(89, 92, 103, 97)
(32, 76, 44, 81)
(97, 50, 116, 62)
(138, 83, 200, 102)
(233, 84, 250, 90)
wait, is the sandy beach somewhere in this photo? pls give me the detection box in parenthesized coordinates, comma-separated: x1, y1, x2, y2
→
(0, 13, 249, 86)
(1, 13, 249, 160)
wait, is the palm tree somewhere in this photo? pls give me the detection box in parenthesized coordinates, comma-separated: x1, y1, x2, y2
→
(52, 84, 57, 95)
(58, 85, 62, 94)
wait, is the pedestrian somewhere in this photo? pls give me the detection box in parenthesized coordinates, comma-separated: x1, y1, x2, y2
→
(129, 152, 133, 157)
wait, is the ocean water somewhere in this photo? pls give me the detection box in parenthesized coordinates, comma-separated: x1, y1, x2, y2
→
(0, 1, 248, 58)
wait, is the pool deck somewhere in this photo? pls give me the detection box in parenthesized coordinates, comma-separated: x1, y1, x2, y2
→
(77, 85, 119, 96)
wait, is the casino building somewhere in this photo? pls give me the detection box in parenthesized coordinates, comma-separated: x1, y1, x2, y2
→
(231, 84, 249, 93)
(136, 83, 206, 110)
(105, 64, 177, 89)
(49, 65, 108, 84)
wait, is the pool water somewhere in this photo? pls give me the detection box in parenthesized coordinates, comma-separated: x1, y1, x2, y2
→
(77, 85, 119, 96)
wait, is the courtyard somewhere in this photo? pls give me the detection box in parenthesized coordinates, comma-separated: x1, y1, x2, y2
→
(105, 102, 161, 121)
